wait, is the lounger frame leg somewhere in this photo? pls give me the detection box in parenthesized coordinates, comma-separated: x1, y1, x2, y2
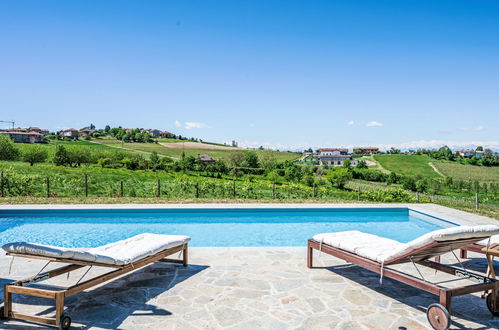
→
(1, 243, 189, 328)
(460, 249, 468, 259)
(307, 243, 314, 268)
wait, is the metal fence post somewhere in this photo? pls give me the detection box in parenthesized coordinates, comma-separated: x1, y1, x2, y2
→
(313, 182, 316, 198)
(195, 183, 199, 198)
(357, 186, 361, 201)
(46, 177, 50, 198)
(120, 181, 124, 197)
(232, 179, 236, 198)
(272, 182, 276, 199)
(157, 179, 161, 197)
(475, 192, 479, 210)
(0, 171, 4, 197)
(84, 174, 88, 197)
(416, 192, 419, 202)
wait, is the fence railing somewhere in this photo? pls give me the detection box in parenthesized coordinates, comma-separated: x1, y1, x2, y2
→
(1, 171, 498, 214)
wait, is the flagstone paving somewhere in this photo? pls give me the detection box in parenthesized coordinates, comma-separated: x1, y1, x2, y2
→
(1, 247, 499, 329)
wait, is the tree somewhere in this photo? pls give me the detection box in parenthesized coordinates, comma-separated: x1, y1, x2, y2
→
(415, 179, 428, 193)
(22, 146, 48, 166)
(258, 150, 277, 170)
(54, 145, 70, 166)
(353, 148, 363, 155)
(326, 168, 352, 189)
(356, 160, 368, 169)
(476, 146, 483, 151)
(227, 152, 245, 167)
(402, 176, 416, 191)
(484, 149, 493, 158)
(104, 125, 111, 133)
(150, 151, 161, 170)
(0, 135, 20, 160)
(342, 159, 351, 169)
(244, 151, 259, 168)
(92, 132, 101, 138)
(388, 147, 401, 154)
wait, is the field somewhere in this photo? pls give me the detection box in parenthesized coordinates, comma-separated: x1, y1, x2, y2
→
(374, 154, 442, 179)
(0, 161, 356, 201)
(432, 162, 499, 182)
(92, 139, 300, 161)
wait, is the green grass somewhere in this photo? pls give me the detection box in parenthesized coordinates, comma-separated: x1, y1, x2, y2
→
(432, 161, 499, 182)
(374, 154, 442, 179)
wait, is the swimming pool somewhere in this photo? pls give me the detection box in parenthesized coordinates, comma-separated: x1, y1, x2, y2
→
(0, 207, 456, 247)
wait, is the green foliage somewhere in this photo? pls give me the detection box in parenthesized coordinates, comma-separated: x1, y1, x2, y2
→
(244, 151, 259, 168)
(22, 145, 48, 166)
(150, 151, 161, 170)
(0, 135, 20, 161)
(54, 145, 70, 166)
(326, 168, 352, 189)
(363, 189, 415, 202)
(415, 179, 428, 193)
(356, 160, 368, 169)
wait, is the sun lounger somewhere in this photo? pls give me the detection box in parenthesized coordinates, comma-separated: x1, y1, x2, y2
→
(307, 226, 499, 330)
(1, 233, 190, 329)
(460, 235, 499, 258)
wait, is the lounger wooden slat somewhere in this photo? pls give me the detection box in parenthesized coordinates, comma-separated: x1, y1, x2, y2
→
(1, 234, 190, 329)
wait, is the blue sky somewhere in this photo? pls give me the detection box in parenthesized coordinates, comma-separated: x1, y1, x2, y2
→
(0, 0, 498, 150)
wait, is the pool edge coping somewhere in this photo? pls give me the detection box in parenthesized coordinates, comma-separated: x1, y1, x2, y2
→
(0, 202, 496, 227)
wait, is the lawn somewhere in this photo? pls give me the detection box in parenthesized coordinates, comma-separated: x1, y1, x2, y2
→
(432, 161, 499, 182)
(374, 154, 442, 179)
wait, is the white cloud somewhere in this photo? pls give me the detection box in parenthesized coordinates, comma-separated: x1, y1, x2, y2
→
(175, 121, 210, 129)
(184, 122, 209, 129)
(347, 120, 354, 126)
(366, 121, 383, 127)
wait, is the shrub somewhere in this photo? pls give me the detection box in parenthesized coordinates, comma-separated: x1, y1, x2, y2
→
(0, 135, 20, 160)
(326, 168, 352, 189)
(22, 146, 48, 166)
(364, 189, 416, 202)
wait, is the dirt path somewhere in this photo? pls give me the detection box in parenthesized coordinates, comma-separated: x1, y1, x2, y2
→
(428, 162, 445, 177)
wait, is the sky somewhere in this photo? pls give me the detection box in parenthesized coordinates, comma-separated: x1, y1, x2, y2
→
(0, 0, 498, 151)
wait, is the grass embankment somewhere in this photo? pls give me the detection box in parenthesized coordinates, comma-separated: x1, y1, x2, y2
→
(374, 154, 442, 179)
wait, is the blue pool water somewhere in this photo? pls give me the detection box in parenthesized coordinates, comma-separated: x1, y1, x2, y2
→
(0, 208, 455, 247)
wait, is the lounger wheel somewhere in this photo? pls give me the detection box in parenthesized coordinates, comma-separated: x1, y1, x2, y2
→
(486, 293, 499, 316)
(59, 315, 71, 330)
(427, 303, 451, 330)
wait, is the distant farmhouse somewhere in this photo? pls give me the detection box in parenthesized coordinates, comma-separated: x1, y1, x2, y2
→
(354, 147, 379, 155)
(198, 153, 215, 164)
(458, 149, 484, 159)
(60, 128, 80, 139)
(317, 148, 358, 166)
(0, 129, 45, 143)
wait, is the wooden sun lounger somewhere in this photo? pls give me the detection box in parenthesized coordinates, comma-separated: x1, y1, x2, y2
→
(1, 243, 188, 329)
(307, 237, 499, 330)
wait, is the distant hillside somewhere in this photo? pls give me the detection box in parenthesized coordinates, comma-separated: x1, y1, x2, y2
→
(374, 154, 442, 179)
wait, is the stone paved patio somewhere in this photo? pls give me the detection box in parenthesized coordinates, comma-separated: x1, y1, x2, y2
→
(1, 247, 499, 329)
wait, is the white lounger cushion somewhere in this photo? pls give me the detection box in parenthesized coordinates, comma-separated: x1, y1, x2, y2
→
(313, 225, 499, 264)
(2, 233, 191, 266)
